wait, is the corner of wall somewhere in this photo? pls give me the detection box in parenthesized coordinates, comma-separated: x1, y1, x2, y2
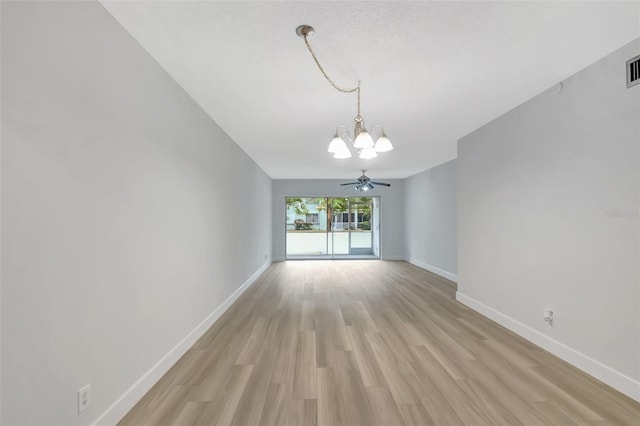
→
(407, 259, 458, 283)
(456, 292, 640, 402)
(92, 260, 272, 426)
(381, 254, 405, 261)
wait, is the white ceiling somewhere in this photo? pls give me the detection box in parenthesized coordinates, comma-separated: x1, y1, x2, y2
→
(100, 1, 639, 179)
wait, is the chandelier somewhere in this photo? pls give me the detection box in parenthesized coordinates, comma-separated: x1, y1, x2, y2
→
(296, 25, 393, 159)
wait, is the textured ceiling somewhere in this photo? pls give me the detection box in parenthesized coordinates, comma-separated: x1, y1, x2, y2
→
(100, 1, 640, 179)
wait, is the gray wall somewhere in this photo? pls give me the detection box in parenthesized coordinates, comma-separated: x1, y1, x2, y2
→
(1, 2, 272, 425)
(404, 160, 457, 280)
(457, 39, 640, 396)
(272, 179, 405, 260)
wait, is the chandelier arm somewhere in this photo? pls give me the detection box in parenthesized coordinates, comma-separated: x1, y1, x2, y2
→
(336, 125, 353, 144)
(369, 124, 383, 141)
(357, 82, 361, 117)
(302, 35, 359, 95)
(297, 25, 392, 159)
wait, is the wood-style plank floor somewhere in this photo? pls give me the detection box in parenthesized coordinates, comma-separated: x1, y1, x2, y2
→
(119, 261, 640, 425)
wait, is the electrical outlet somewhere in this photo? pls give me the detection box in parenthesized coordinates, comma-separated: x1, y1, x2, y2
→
(264, 254, 268, 260)
(543, 308, 554, 326)
(77, 384, 91, 414)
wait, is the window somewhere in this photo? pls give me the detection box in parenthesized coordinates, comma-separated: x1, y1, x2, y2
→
(306, 213, 319, 224)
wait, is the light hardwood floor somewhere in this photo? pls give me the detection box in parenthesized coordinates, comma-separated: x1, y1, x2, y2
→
(119, 261, 640, 425)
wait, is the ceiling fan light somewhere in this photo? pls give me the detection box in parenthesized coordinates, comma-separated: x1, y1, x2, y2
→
(328, 134, 345, 153)
(341, 169, 390, 191)
(374, 134, 393, 152)
(333, 145, 352, 159)
(359, 145, 378, 159)
(353, 130, 374, 149)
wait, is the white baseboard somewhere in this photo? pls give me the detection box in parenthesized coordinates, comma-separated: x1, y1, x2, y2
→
(456, 292, 640, 402)
(92, 260, 272, 426)
(407, 258, 458, 283)
(274, 255, 404, 261)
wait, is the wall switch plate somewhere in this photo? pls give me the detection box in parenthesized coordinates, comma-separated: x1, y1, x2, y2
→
(77, 384, 91, 414)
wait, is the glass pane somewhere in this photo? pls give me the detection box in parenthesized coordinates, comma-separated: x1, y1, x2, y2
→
(349, 197, 373, 253)
(331, 197, 349, 255)
(285, 196, 380, 259)
(286, 197, 328, 256)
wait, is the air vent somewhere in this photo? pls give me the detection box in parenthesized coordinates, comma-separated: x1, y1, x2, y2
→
(627, 55, 640, 88)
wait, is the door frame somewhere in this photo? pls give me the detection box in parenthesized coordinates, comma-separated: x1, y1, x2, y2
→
(284, 196, 381, 260)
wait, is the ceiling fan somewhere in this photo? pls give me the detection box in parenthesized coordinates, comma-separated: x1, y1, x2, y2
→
(340, 170, 391, 192)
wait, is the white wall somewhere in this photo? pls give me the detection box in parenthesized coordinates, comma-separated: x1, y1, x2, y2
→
(457, 39, 640, 400)
(1, 2, 272, 425)
(404, 160, 458, 281)
(272, 180, 405, 260)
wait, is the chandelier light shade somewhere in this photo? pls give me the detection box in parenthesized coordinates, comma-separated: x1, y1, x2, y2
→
(296, 25, 394, 160)
(359, 146, 378, 159)
(374, 133, 393, 152)
(328, 134, 346, 153)
(333, 148, 353, 159)
(354, 129, 374, 149)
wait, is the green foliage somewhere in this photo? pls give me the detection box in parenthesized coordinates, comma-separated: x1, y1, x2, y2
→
(333, 198, 349, 212)
(287, 197, 373, 227)
(286, 197, 326, 216)
(286, 198, 306, 215)
(309, 198, 326, 211)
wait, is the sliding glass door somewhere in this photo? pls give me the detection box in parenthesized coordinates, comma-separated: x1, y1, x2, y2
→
(329, 197, 348, 256)
(348, 198, 373, 255)
(285, 198, 328, 257)
(286, 196, 380, 259)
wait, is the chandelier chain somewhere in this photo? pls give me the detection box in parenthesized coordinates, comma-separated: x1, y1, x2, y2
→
(296, 24, 393, 159)
(303, 35, 361, 116)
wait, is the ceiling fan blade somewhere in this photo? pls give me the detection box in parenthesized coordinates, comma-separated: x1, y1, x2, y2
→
(370, 181, 391, 187)
(340, 182, 359, 186)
